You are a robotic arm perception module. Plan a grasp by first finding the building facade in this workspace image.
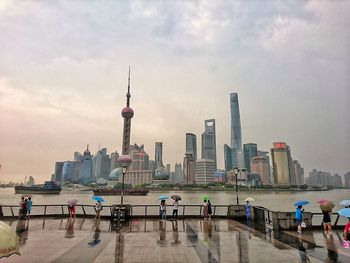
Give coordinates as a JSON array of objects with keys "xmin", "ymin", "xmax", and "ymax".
[
  {"xmin": 183, "ymin": 153, "xmax": 196, "ymax": 184},
  {"xmin": 224, "ymin": 144, "xmax": 237, "ymax": 171},
  {"xmin": 201, "ymin": 119, "xmax": 217, "ymax": 170},
  {"xmin": 155, "ymin": 142, "xmax": 164, "ymax": 168},
  {"xmin": 344, "ymin": 172, "xmax": 350, "ymax": 188},
  {"xmin": 271, "ymin": 142, "xmax": 292, "ymax": 185},
  {"xmin": 129, "ymin": 144, "xmax": 149, "ymax": 171},
  {"xmin": 243, "ymin": 143, "xmax": 257, "ymax": 172},
  {"xmin": 195, "ymin": 159, "xmax": 215, "ymax": 184},
  {"xmin": 250, "ymin": 156, "xmax": 270, "ymax": 185},
  {"xmin": 79, "ymin": 146, "xmax": 93, "ymax": 184},
  {"xmin": 230, "ymin": 93, "xmax": 242, "ymax": 151},
  {"xmin": 186, "ymin": 133, "xmax": 197, "ymax": 160}
]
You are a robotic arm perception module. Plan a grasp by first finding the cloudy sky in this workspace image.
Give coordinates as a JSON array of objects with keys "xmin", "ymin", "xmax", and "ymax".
[{"xmin": 0, "ymin": 0, "xmax": 349, "ymax": 183}]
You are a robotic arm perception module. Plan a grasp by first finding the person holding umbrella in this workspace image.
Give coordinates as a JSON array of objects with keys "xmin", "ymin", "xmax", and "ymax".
[
  {"xmin": 338, "ymin": 208, "xmax": 350, "ymax": 247},
  {"xmin": 92, "ymin": 196, "xmax": 104, "ymax": 220},
  {"xmin": 244, "ymin": 198, "xmax": 255, "ymax": 222},
  {"xmin": 294, "ymin": 200, "xmax": 309, "ymax": 234},
  {"xmin": 171, "ymin": 195, "xmax": 181, "ymax": 220},
  {"xmin": 68, "ymin": 199, "xmax": 77, "ymax": 219},
  {"xmin": 320, "ymin": 201, "xmax": 334, "ymax": 235},
  {"xmin": 203, "ymin": 199, "xmax": 209, "ymax": 220},
  {"xmin": 160, "ymin": 199, "xmax": 167, "ymax": 221}
]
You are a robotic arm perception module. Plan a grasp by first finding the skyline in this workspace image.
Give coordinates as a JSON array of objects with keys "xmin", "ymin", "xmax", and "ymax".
[{"xmin": 0, "ymin": 0, "xmax": 349, "ymax": 183}]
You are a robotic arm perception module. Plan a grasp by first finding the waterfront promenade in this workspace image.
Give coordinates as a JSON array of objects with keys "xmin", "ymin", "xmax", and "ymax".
[{"xmin": 2, "ymin": 218, "xmax": 349, "ymax": 263}]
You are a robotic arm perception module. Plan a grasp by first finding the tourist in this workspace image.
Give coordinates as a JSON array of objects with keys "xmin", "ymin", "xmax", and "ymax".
[
  {"xmin": 295, "ymin": 205, "xmax": 304, "ymax": 234},
  {"xmin": 160, "ymin": 199, "xmax": 167, "ymax": 221},
  {"xmin": 322, "ymin": 209, "xmax": 332, "ymax": 235},
  {"xmin": 19, "ymin": 197, "xmax": 25, "ymax": 219},
  {"xmin": 172, "ymin": 199, "xmax": 179, "ymax": 219},
  {"xmin": 343, "ymin": 220, "xmax": 350, "ymax": 248},
  {"xmin": 95, "ymin": 201, "xmax": 102, "ymax": 220},
  {"xmin": 245, "ymin": 201, "xmax": 251, "ymax": 221},
  {"xmin": 202, "ymin": 199, "xmax": 208, "ymax": 220},
  {"xmin": 69, "ymin": 202, "xmax": 76, "ymax": 219},
  {"xmin": 207, "ymin": 200, "xmax": 212, "ymax": 220},
  {"xmin": 26, "ymin": 197, "xmax": 33, "ymax": 219},
  {"xmin": 22, "ymin": 199, "xmax": 28, "ymax": 220}
]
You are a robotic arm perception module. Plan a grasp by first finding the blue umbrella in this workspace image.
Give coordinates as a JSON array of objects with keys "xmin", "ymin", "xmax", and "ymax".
[
  {"xmin": 338, "ymin": 208, "xmax": 350, "ymax": 218},
  {"xmin": 339, "ymin": 200, "xmax": 350, "ymax": 206},
  {"xmin": 294, "ymin": 200, "xmax": 309, "ymax": 206},
  {"xmin": 92, "ymin": 196, "xmax": 104, "ymax": 202},
  {"xmin": 159, "ymin": 195, "xmax": 169, "ymax": 200}
]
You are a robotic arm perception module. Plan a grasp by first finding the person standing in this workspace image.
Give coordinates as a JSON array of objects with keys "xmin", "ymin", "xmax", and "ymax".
[
  {"xmin": 203, "ymin": 200, "xmax": 208, "ymax": 220},
  {"xmin": 172, "ymin": 199, "xmax": 179, "ymax": 220},
  {"xmin": 322, "ymin": 209, "xmax": 332, "ymax": 235},
  {"xmin": 95, "ymin": 201, "xmax": 102, "ymax": 220},
  {"xmin": 19, "ymin": 197, "xmax": 25, "ymax": 219},
  {"xmin": 207, "ymin": 200, "xmax": 212, "ymax": 220},
  {"xmin": 26, "ymin": 197, "xmax": 33, "ymax": 219},
  {"xmin": 295, "ymin": 205, "xmax": 304, "ymax": 234},
  {"xmin": 160, "ymin": 200, "xmax": 167, "ymax": 221},
  {"xmin": 69, "ymin": 202, "xmax": 76, "ymax": 219},
  {"xmin": 245, "ymin": 201, "xmax": 251, "ymax": 221}
]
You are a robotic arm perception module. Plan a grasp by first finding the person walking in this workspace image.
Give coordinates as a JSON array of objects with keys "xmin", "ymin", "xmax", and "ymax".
[
  {"xmin": 26, "ymin": 197, "xmax": 33, "ymax": 219},
  {"xmin": 322, "ymin": 209, "xmax": 332, "ymax": 235},
  {"xmin": 245, "ymin": 201, "xmax": 251, "ymax": 221},
  {"xmin": 172, "ymin": 199, "xmax": 179, "ymax": 220},
  {"xmin": 19, "ymin": 197, "xmax": 25, "ymax": 219},
  {"xmin": 160, "ymin": 200, "xmax": 167, "ymax": 221},
  {"xmin": 203, "ymin": 199, "xmax": 209, "ymax": 220},
  {"xmin": 295, "ymin": 205, "xmax": 304, "ymax": 234},
  {"xmin": 207, "ymin": 200, "xmax": 212, "ymax": 220},
  {"xmin": 69, "ymin": 202, "xmax": 76, "ymax": 219},
  {"xmin": 95, "ymin": 201, "xmax": 102, "ymax": 220}
]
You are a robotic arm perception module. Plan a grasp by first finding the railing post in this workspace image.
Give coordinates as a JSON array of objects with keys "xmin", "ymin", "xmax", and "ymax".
[
  {"xmin": 199, "ymin": 206, "xmax": 202, "ymax": 216},
  {"xmin": 44, "ymin": 206, "xmax": 47, "ymax": 216},
  {"xmin": 183, "ymin": 205, "xmax": 186, "ymax": 216},
  {"xmin": 10, "ymin": 206, "xmax": 14, "ymax": 217},
  {"xmin": 334, "ymin": 214, "xmax": 339, "ymax": 226},
  {"xmin": 213, "ymin": 206, "xmax": 216, "ymax": 216},
  {"xmin": 61, "ymin": 205, "xmax": 64, "ymax": 215},
  {"xmin": 82, "ymin": 205, "xmax": 86, "ymax": 216},
  {"xmin": 0, "ymin": 205, "xmax": 3, "ymax": 218}
]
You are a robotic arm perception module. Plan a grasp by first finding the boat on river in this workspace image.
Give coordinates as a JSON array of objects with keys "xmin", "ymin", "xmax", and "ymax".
[
  {"xmin": 93, "ymin": 188, "xmax": 149, "ymax": 196},
  {"xmin": 15, "ymin": 181, "xmax": 62, "ymax": 194}
]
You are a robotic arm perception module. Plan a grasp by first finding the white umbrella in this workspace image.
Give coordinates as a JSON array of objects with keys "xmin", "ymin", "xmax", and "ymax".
[
  {"xmin": 0, "ymin": 221, "xmax": 19, "ymax": 258},
  {"xmin": 244, "ymin": 197, "xmax": 255, "ymax": 202}
]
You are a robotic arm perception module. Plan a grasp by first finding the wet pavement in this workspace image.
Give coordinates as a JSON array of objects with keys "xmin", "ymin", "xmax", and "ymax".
[{"xmin": 1, "ymin": 218, "xmax": 349, "ymax": 262}]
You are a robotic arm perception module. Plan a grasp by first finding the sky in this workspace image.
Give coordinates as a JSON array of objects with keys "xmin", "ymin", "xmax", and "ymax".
[{"xmin": 0, "ymin": 0, "xmax": 349, "ymax": 183}]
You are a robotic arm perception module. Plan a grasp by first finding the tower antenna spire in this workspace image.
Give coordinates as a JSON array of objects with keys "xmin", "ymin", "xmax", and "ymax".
[{"xmin": 126, "ymin": 66, "xmax": 131, "ymax": 107}]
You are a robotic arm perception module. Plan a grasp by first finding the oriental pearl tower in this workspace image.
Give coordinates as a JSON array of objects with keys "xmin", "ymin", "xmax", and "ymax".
[{"xmin": 121, "ymin": 67, "xmax": 134, "ymax": 155}]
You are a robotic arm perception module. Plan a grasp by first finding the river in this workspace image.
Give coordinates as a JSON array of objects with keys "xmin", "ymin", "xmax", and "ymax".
[{"xmin": 0, "ymin": 188, "xmax": 349, "ymax": 213}]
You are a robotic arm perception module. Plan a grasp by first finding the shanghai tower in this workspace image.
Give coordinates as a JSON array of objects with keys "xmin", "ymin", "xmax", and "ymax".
[{"xmin": 230, "ymin": 93, "xmax": 242, "ymax": 151}]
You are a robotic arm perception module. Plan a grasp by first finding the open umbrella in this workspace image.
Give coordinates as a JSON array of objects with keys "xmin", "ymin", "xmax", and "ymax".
[
  {"xmin": 338, "ymin": 208, "xmax": 350, "ymax": 218},
  {"xmin": 171, "ymin": 195, "xmax": 181, "ymax": 201},
  {"xmin": 0, "ymin": 221, "xmax": 19, "ymax": 259},
  {"xmin": 294, "ymin": 200, "xmax": 309, "ymax": 206},
  {"xmin": 317, "ymin": 198, "xmax": 328, "ymax": 205},
  {"xmin": 159, "ymin": 195, "xmax": 169, "ymax": 200},
  {"xmin": 92, "ymin": 196, "xmax": 104, "ymax": 202},
  {"xmin": 244, "ymin": 197, "xmax": 255, "ymax": 202},
  {"xmin": 201, "ymin": 195, "xmax": 209, "ymax": 201},
  {"xmin": 339, "ymin": 200, "xmax": 350, "ymax": 206},
  {"xmin": 320, "ymin": 201, "xmax": 334, "ymax": 211}
]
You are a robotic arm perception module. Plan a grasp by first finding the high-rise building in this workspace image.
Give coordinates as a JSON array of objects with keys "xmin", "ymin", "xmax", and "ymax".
[
  {"xmin": 148, "ymin": 160, "xmax": 156, "ymax": 171},
  {"xmin": 166, "ymin": 164, "xmax": 171, "ymax": 174},
  {"xmin": 250, "ymin": 156, "xmax": 270, "ymax": 185},
  {"xmin": 243, "ymin": 143, "xmax": 257, "ymax": 172},
  {"xmin": 74, "ymin": 152, "xmax": 82, "ymax": 162},
  {"xmin": 292, "ymin": 160, "xmax": 304, "ymax": 186},
  {"xmin": 173, "ymin": 163, "xmax": 183, "ymax": 184},
  {"xmin": 332, "ymin": 174, "xmax": 343, "ymax": 188},
  {"xmin": 195, "ymin": 159, "xmax": 215, "ymax": 184},
  {"xmin": 79, "ymin": 145, "xmax": 93, "ymax": 184},
  {"xmin": 344, "ymin": 172, "xmax": 350, "ymax": 188},
  {"xmin": 201, "ymin": 119, "xmax": 217, "ymax": 169},
  {"xmin": 155, "ymin": 142, "xmax": 164, "ymax": 168},
  {"xmin": 186, "ymin": 133, "xmax": 197, "ymax": 160},
  {"xmin": 271, "ymin": 142, "xmax": 293, "ymax": 185},
  {"xmin": 54, "ymin": 162, "xmax": 65, "ymax": 183},
  {"xmin": 129, "ymin": 144, "xmax": 149, "ymax": 171},
  {"xmin": 110, "ymin": 151, "xmax": 120, "ymax": 171},
  {"xmin": 224, "ymin": 144, "xmax": 237, "ymax": 171},
  {"xmin": 257, "ymin": 150, "xmax": 272, "ymax": 183},
  {"xmin": 183, "ymin": 153, "xmax": 196, "ymax": 184},
  {"xmin": 93, "ymin": 148, "xmax": 111, "ymax": 180},
  {"xmin": 230, "ymin": 93, "xmax": 242, "ymax": 151},
  {"xmin": 62, "ymin": 161, "xmax": 80, "ymax": 183},
  {"xmin": 307, "ymin": 169, "xmax": 333, "ymax": 187}
]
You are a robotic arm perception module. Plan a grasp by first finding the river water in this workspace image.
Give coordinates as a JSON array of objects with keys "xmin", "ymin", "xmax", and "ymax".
[{"xmin": 0, "ymin": 188, "xmax": 349, "ymax": 213}]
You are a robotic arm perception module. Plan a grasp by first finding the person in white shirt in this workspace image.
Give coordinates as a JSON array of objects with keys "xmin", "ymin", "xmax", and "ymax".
[{"xmin": 95, "ymin": 201, "xmax": 102, "ymax": 220}]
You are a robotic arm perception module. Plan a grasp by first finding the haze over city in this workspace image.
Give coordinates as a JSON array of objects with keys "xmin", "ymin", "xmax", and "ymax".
[{"xmin": 0, "ymin": 0, "xmax": 349, "ymax": 183}]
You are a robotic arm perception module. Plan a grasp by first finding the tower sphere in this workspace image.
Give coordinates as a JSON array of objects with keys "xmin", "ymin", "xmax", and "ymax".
[{"xmin": 121, "ymin": 107, "xmax": 134, "ymax": 118}]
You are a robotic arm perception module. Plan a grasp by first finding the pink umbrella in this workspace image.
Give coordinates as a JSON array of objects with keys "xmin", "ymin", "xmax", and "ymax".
[{"xmin": 318, "ymin": 198, "xmax": 328, "ymax": 205}]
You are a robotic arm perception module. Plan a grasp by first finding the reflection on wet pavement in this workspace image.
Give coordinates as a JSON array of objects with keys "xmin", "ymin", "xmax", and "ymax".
[{"xmin": 1, "ymin": 218, "xmax": 349, "ymax": 262}]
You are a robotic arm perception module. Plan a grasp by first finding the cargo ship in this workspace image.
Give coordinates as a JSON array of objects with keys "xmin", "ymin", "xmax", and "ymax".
[
  {"xmin": 93, "ymin": 188, "xmax": 149, "ymax": 196},
  {"xmin": 15, "ymin": 181, "xmax": 62, "ymax": 194}
]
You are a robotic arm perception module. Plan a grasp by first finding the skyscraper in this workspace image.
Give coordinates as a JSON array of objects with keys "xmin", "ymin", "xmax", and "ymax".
[
  {"xmin": 121, "ymin": 68, "xmax": 134, "ymax": 155},
  {"xmin": 94, "ymin": 148, "xmax": 111, "ymax": 180},
  {"xmin": 344, "ymin": 172, "xmax": 350, "ymax": 188},
  {"xmin": 79, "ymin": 145, "xmax": 93, "ymax": 184},
  {"xmin": 186, "ymin": 133, "xmax": 197, "ymax": 160},
  {"xmin": 129, "ymin": 144, "xmax": 149, "ymax": 171},
  {"xmin": 155, "ymin": 142, "xmax": 163, "ymax": 168},
  {"xmin": 243, "ymin": 143, "xmax": 257, "ymax": 172},
  {"xmin": 201, "ymin": 119, "xmax": 217, "ymax": 169},
  {"xmin": 250, "ymin": 156, "xmax": 270, "ymax": 185},
  {"xmin": 224, "ymin": 144, "xmax": 237, "ymax": 171},
  {"xmin": 271, "ymin": 142, "xmax": 293, "ymax": 185},
  {"xmin": 110, "ymin": 151, "xmax": 120, "ymax": 171},
  {"xmin": 183, "ymin": 153, "xmax": 196, "ymax": 184},
  {"xmin": 230, "ymin": 93, "xmax": 242, "ymax": 151},
  {"xmin": 195, "ymin": 159, "xmax": 215, "ymax": 184}
]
